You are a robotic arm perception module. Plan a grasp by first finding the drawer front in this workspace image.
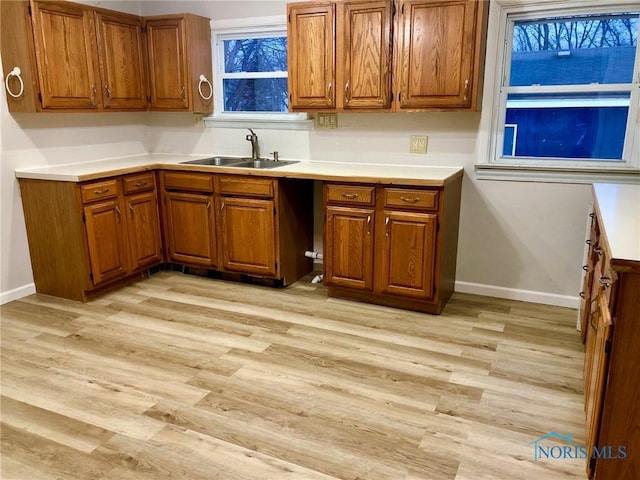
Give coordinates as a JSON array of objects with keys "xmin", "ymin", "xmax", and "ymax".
[
  {"xmin": 384, "ymin": 188, "xmax": 439, "ymax": 211},
  {"xmin": 326, "ymin": 184, "xmax": 375, "ymax": 205},
  {"xmin": 123, "ymin": 173, "xmax": 155, "ymax": 194},
  {"xmin": 218, "ymin": 176, "xmax": 274, "ymax": 198},
  {"xmin": 163, "ymin": 172, "xmax": 214, "ymax": 193},
  {"xmin": 81, "ymin": 179, "xmax": 119, "ymax": 203}
]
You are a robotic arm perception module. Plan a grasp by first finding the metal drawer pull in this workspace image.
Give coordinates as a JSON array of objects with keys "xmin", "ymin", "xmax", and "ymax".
[
  {"xmin": 599, "ymin": 276, "xmax": 612, "ymax": 288},
  {"xmin": 594, "ymin": 247, "xmax": 604, "ymax": 255},
  {"xmin": 400, "ymin": 196, "xmax": 421, "ymax": 203},
  {"xmin": 93, "ymin": 188, "xmax": 109, "ymax": 195},
  {"xmin": 579, "ymin": 291, "xmax": 586, "ymax": 299},
  {"xmin": 585, "ymin": 239, "xmax": 592, "ymax": 245},
  {"xmin": 583, "ymin": 265, "xmax": 589, "ymax": 272},
  {"xmin": 133, "ymin": 181, "xmax": 148, "ymax": 187},
  {"xmin": 341, "ymin": 193, "xmax": 359, "ymax": 199},
  {"xmin": 366, "ymin": 215, "xmax": 371, "ymax": 235},
  {"xmin": 385, "ymin": 217, "xmax": 390, "ymax": 237}
]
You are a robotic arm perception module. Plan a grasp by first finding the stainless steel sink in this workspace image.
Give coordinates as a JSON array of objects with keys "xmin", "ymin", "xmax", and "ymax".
[
  {"xmin": 227, "ymin": 159, "xmax": 299, "ymax": 169},
  {"xmin": 180, "ymin": 156, "xmax": 298, "ymax": 169},
  {"xmin": 180, "ymin": 156, "xmax": 248, "ymax": 166}
]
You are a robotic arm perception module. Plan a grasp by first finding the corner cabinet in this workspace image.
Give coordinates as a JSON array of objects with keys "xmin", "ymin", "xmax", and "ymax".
[
  {"xmin": 18, "ymin": 173, "xmax": 163, "ymax": 301},
  {"xmin": 146, "ymin": 14, "xmax": 214, "ymax": 114},
  {"xmin": 323, "ymin": 175, "xmax": 462, "ymax": 314},
  {"xmin": 580, "ymin": 184, "xmax": 640, "ymax": 479},
  {"xmin": 287, "ymin": 0, "xmax": 488, "ymax": 113}
]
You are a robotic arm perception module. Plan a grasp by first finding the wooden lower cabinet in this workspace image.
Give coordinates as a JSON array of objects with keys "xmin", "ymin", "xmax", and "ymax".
[
  {"xmin": 18, "ymin": 173, "xmax": 163, "ymax": 301},
  {"xmin": 323, "ymin": 176, "xmax": 462, "ymax": 314},
  {"xmin": 580, "ymin": 184, "xmax": 640, "ymax": 479},
  {"xmin": 325, "ymin": 206, "xmax": 374, "ymax": 290},
  {"xmin": 83, "ymin": 197, "xmax": 128, "ymax": 286},
  {"xmin": 160, "ymin": 172, "xmax": 314, "ymax": 286},
  {"xmin": 378, "ymin": 210, "xmax": 437, "ymax": 299},
  {"xmin": 164, "ymin": 191, "xmax": 217, "ymax": 267},
  {"xmin": 219, "ymin": 197, "xmax": 277, "ymax": 276}
]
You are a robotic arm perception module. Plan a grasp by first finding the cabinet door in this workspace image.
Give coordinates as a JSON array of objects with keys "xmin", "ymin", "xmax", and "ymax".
[
  {"xmin": 31, "ymin": 1, "xmax": 101, "ymax": 109},
  {"xmin": 146, "ymin": 17, "xmax": 189, "ymax": 110},
  {"xmin": 379, "ymin": 211, "xmax": 437, "ymax": 299},
  {"xmin": 585, "ymin": 295, "xmax": 613, "ymax": 477},
  {"xmin": 95, "ymin": 11, "xmax": 147, "ymax": 109},
  {"xmin": 84, "ymin": 199, "xmax": 128, "ymax": 286},
  {"xmin": 288, "ymin": 3, "xmax": 336, "ymax": 110},
  {"xmin": 125, "ymin": 191, "xmax": 162, "ymax": 271},
  {"xmin": 220, "ymin": 197, "xmax": 277, "ymax": 276},
  {"xmin": 164, "ymin": 192, "xmax": 216, "ymax": 267},
  {"xmin": 325, "ymin": 206, "xmax": 374, "ymax": 290},
  {"xmin": 396, "ymin": 0, "xmax": 478, "ymax": 109},
  {"xmin": 341, "ymin": 1, "xmax": 392, "ymax": 109}
]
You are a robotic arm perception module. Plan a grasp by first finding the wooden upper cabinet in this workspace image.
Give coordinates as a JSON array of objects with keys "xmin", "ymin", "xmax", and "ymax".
[
  {"xmin": 395, "ymin": 0, "xmax": 488, "ymax": 110},
  {"xmin": 146, "ymin": 14, "xmax": 213, "ymax": 114},
  {"xmin": 288, "ymin": 3, "xmax": 336, "ymax": 110},
  {"xmin": 30, "ymin": 1, "xmax": 101, "ymax": 109},
  {"xmin": 95, "ymin": 10, "xmax": 147, "ymax": 109},
  {"xmin": 340, "ymin": 1, "xmax": 392, "ymax": 110},
  {"xmin": 146, "ymin": 17, "xmax": 188, "ymax": 110}
]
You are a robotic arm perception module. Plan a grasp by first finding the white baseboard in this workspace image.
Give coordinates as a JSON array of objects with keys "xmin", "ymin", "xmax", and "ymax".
[
  {"xmin": 1, "ymin": 283, "xmax": 36, "ymax": 305},
  {"xmin": 455, "ymin": 281, "xmax": 580, "ymax": 309}
]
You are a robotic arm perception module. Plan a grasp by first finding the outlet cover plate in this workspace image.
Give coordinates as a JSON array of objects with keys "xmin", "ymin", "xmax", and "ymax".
[{"xmin": 410, "ymin": 135, "xmax": 428, "ymax": 154}]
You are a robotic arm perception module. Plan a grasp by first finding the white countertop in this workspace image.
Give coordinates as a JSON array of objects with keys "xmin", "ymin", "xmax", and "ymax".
[
  {"xmin": 14, "ymin": 153, "xmax": 464, "ymax": 187},
  {"xmin": 593, "ymin": 183, "xmax": 640, "ymax": 267}
]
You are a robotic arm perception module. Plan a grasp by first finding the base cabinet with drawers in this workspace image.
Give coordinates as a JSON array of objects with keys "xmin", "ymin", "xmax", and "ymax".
[
  {"xmin": 18, "ymin": 172, "xmax": 163, "ymax": 301},
  {"xmin": 579, "ymin": 184, "xmax": 640, "ymax": 479},
  {"xmin": 323, "ymin": 175, "xmax": 462, "ymax": 314},
  {"xmin": 160, "ymin": 171, "xmax": 314, "ymax": 286}
]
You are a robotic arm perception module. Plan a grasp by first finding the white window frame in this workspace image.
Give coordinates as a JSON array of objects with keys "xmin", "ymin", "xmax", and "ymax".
[
  {"xmin": 477, "ymin": 1, "xmax": 640, "ymax": 183},
  {"xmin": 204, "ymin": 16, "xmax": 311, "ymax": 130}
]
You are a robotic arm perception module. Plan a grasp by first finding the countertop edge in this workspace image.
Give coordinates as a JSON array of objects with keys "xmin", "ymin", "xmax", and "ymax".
[{"xmin": 15, "ymin": 156, "xmax": 465, "ymax": 187}]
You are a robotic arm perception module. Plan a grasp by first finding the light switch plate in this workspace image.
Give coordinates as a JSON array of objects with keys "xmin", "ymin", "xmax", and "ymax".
[{"xmin": 410, "ymin": 135, "xmax": 428, "ymax": 154}]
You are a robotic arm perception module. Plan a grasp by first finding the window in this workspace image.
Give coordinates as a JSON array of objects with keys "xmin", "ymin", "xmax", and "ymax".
[
  {"xmin": 484, "ymin": 4, "xmax": 640, "ymax": 180},
  {"xmin": 206, "ymin": 17, "xmax": 310, "ymax": 129}
]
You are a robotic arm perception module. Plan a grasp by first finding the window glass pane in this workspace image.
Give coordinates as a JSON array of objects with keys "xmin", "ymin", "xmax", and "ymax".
[
  {"xmin": 503, "ymin": 92, "xmax": 630, "ymax": 160},
  {"xmin": 223, "ymin": 78, "xmax": 288, "ymax": 112},
  {"xmin": 510, "ymin": 13, "xmax": 639, "ymax": 86},
  {"xmin": 223, "ymin": 37, "xmax": 287, "ymax": 73}
]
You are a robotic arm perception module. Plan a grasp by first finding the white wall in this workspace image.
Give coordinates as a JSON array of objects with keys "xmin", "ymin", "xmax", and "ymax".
[{"xmin": 0, "ymin": 0, "xmax": 594, "ymax": 307}]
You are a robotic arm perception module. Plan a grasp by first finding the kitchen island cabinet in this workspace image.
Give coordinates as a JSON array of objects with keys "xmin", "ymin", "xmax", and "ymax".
[{"xmin": 579, "ymin": 183, "xmax": 640, "ymax": 479}]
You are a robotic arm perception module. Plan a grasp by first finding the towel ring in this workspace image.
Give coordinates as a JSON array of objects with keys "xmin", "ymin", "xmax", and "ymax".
[
  {"xmin": 5, "ymin": 67, "xmax": 24, "ymax": 98},
  {"xmin": 198, "ymin": 74, "xmax": 213, "ymax": 101}
]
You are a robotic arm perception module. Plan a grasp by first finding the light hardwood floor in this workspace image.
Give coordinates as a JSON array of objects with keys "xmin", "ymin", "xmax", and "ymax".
[{"xmin": 1, "ymin": 271, "xmax": 588, "ymax": 480}]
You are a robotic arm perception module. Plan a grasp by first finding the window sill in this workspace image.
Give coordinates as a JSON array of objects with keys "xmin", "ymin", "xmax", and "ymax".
[
  {"xmin": 475, "ymin": 164, "xmax": 640, "ymax": 184},
  {"xmin": 203, "ymin": 115, "xmax": 314, "ymax": 131}
]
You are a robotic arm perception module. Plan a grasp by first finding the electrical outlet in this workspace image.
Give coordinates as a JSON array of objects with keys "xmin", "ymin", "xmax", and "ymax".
[
  {"xmin": 410, "ymin": 135, "xmax": 428, "ymax": 154},
  {"xmin": 316, "ymin": 113, "xmax": 338, "ymax": 129}
]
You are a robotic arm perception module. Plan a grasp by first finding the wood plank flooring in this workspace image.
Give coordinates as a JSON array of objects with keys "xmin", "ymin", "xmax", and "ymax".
[{"xmin": 1, "ymin": 272, "xmax": 588, "ymax": 479}]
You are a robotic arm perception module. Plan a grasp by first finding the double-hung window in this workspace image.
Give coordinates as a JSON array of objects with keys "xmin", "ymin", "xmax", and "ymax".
[
  {"xmin": 484, "ymin": 4, "xmax": 640, "ymax": 180},
  {"xmin": 206, "ymin": 18, "xmax": 309, "ymax": 128}
]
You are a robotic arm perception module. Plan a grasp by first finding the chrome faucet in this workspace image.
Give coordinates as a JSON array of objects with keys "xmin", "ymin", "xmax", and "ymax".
[{"xmin": 245, "ymin": 128, "xmax": 260, "ymax": 160}]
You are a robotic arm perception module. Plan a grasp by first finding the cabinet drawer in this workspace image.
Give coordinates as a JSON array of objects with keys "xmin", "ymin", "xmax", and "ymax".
[
  {"xmin": 81, "ymin": 179, "xmax": 119, "ymax": 203},
  {"xmin": 123, "ymin": 173, "xmax": 155, "ymax": 194},
  {"xmin": 384, "ymin": 188, "xmax": 439, "ymax": 211},
  {"xmin": 163, "ymin": 172, "xmax": 214, "ymax": 193},
  {"xmin": 219, "ymin": 176, "xmax": 274, "ymax": 198},
  {"xmin": 326, "ymin": 184, "xmax": 375, "ymax": 205}
]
